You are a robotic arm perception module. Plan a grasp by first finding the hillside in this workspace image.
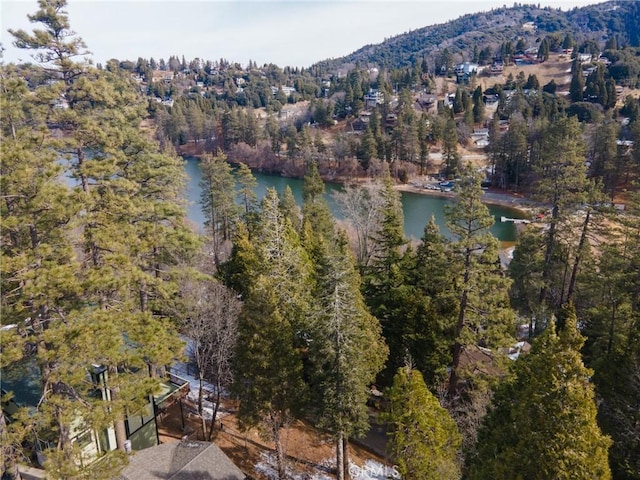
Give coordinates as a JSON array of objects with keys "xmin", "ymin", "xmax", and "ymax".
[{"xmin": 313, "ymin": 0, "xmax": 640, "ymax": 72}]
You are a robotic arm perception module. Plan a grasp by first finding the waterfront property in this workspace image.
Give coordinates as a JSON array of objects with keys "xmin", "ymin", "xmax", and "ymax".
[{"xmin": 1, "ymin": 358, "xmax": 190, "ymax": 469}]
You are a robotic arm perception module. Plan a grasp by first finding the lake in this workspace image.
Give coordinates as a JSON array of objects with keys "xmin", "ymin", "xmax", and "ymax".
[{"xmin": 183, "ymin": 157, "xmax": 523, "ymax": 242}]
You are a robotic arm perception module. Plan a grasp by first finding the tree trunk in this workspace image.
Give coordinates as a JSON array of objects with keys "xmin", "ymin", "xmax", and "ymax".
[
  {"xmin": 538, "ymin": 203, "xmax": 559, "ymax": 307},
  {"xmin": 566, "ymin": 208, "xmax": 591, "ymax": 304},
  {"xmin": 271, "ymin": 416, "xmax": 286, "ymax": 480},
  {"xmin": 607, "ymin": 300, "xmax": 617, "ymax": 356},
  {"xmin": 108, "ymin": 368, "xmax": 128, "ymax": 451},
  {"xmin": 207, "ymin": 376, "xmax": 223, "ymax": 442},
  {"xmin": 343, "ymin": 435, "xmax": 350, "ymax": 480},
  {"xmin": 449, "ymin": 250, "xmax": 471, "ymax": 395},
  {"xmin": 336, "ymin": 432, "xmax": 344, "ymax": 480},
  {"xmin": 198, "ymin": 373, "xmax": 207, "ymax": 440},
  {"xmin": 76, "ymin": 147, "xmax": 89, "ymax": 193}
]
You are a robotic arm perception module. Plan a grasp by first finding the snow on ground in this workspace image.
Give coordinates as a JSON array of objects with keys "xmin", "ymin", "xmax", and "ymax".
[
  {"xmin": 168, "ymin": 335, "xmax": 228, "ymax": 421},
  {"xmin": 255, "ymin": 453, "xmax": 400, "ymax": 480}
]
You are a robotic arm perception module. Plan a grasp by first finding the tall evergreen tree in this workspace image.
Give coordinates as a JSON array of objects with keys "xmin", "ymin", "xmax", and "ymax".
[
  {"xmin": 532, "ymin": 116, "xmax": 587, "ymax": 315},
  {"xmin": 470, "ymin": 308, "xmax": 612, "ymax": 480},
  {"xmin": 385, "ymin": 366, "xmax": 461, "ymax": 480},
  {"xmin": 233, "ymin": 276, "xmax": 306, "ymax": 480},
  {"xmin": 231, "ymin": 189, "xmax": 312, "ymax": 479},
  {"xmin": 235, "ymin": 161, "xmax": 258, "ymax": 217},
  {"xmin": 442, "ymin": 117, "xmax": 461, "ymax": 178},
  {"xmin": 472, "ymin": 86, "xmax": 485, "ymax": 124},
  {"xmin": 361, "ymin": 166, "xmax": 410, "ymax": 381},
  {"xmin": 2, "ymin": 3, "xmax": 197, "ymax": 477},
  {"xmin": 307, "ymin": 233, "xmax": 387, "ymax": 480},
  {"xmin": 299, "ymin": 168, "xmax": 387, "ymax": 479},
  {"xmin": 446, "ymin": 164, "xmax": 515, "ymax": 394},
  {"xmin": 570, "ymin": 60, "xmax": 585, "ymax": 103},
  {"xmin": 406, "ymin": 217, "xmax": 458, "ymax": 384},
  {"xmin": 200, "ymin": 150, "xmax": 239, "ymax": 264}
]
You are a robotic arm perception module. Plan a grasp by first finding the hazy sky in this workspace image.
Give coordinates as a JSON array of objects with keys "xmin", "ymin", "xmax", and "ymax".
[{"xmin": 1, "ymin": 0, "xmax": 604, "ymax": 68}]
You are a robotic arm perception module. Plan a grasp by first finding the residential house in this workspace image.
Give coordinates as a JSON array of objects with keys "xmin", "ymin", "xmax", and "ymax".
[
  {"xmin": 472, "ymin": 128, "xmax": 490, "ymax": 148},
  {"xmin": 385, "ymin": 113, "xmax": 398, "ymax": 128},
  {"xmin": 578, "ymin": 53, "xmax": 593, "ymax": 63},
  {"xmin": 1, "ymin": 357, "xmax": 190, "ymax": 470},
  {"xmin": 271, "ymin": 85, "xmax": 296, "ymax": 96},
  {"xmin": 455, "ymin": 62, "xmax": 479, "ymax": 84},
  {"xmin": 489, "ymin": 62, "xmax": 504, "ymax": 76},
  {"xmin": 351, "ymin": 111, "xmax": 372, "ymax": 132},
  {"xmin": 364, "ymin": 89, "xmax": 385, "ymax": 108},
  {"xmin": 417, "ymin": 93, "xmax": 437, "ymax": 110},
  {"xmin": 118, "ymin": 440, "xmax": 246, "ymax": 480}
]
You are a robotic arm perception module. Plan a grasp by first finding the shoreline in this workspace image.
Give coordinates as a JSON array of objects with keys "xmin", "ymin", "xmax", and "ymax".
[{"xmin": 395, "ymin": 183, "xmax": 538, "ymax": 217}]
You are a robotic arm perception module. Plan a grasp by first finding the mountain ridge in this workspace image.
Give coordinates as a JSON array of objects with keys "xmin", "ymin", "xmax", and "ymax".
[{"xmin": 312, "ymin": 1, "xmax": 639, "ymax": 72}]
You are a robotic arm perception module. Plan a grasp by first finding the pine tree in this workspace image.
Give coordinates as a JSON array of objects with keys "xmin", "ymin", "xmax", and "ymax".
[
  {"xmin": 200, "ymin": 150, "xmax": 239, "ymax": 264},
  {"xmin": 3, "ymin": 3, "xmax": 196, "ymax": 476},
  {"xmin": 297, "ymin": 168, "xmax": 387, "ymax": 479},
  {"xmin": 307, "ymin": 232, "xmax": 387, "ymax": 480},
  {"xmin": 233, "ymin": 278, "xmax": 305, "ymax": 479},
  {"xmin": 406, "ymin": 217, "xmax": 458, "ymax": 384},
  {"xmin": 361, "ymin": 166, "xmax": 409, "ymax": 381},
  {"xmin": 278, "ymin": 185, "xmax": 301, "ymax": 231},
  {"xmin": 532, "ymin": 116, "xmax": 587, "ymax": 314},
  {"xmin": 570, "ymin": 60, "xmax": 585, "ymax": 102},
  {"xmin": 470, "ymin": 307, "xmax": 612, "ymax": 480},
  {"xmin": 581, "ymin": 191, "xmax": 640, "ymax": 479},
  {"xmin": 442, "ymin": 117, "xmax": 461, "ymax": 178},
  {"xmin": 446, "ymin": 164, "xmax": 515, "ymax": 394},
  {"xmin": 301, "ymin": 161, "xmax": 334, "ymax": 245},
  {"xmin": 385, "ymin": 366, "xmax": 461, "ymax": 480},
  {"xmin": 235, "ymin": 162, "xmax": 258, "ymax": 217},
  {"xmin": 231, "ymin": 188, "xmax": 312, "ymax": 479},
  {"xmin": 472, "ymin": 86, "xmax": 485, "ymax": 124}
]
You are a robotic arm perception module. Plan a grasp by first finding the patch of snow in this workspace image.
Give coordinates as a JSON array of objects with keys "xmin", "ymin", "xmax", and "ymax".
[
  {"xmin": 168, "ymin": 335, "xmax": 228, "ymax": 421},
  {"xmin": 255, "ymin": 454, "xmax": 400, "ymax": 480}
]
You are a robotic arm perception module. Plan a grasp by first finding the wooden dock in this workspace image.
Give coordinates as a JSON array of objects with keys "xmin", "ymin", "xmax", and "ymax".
[{"xmin": 501, "ymin": 216, "xmax": 530, "ymax": 224}]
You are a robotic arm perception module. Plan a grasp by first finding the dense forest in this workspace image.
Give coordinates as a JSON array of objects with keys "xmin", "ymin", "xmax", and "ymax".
[{"xmin": 2, "ymin": 1, "xmax": 640, "ymax": 480}]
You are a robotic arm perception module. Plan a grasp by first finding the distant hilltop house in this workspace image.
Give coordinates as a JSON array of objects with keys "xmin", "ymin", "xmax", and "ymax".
[
  {"xmin": 417, "ymin": 92, "xmax": 437, "ymax": 111},
  {"xmin": 489, "ymin": 62, "xmax": 504, "ymax": 76},
  {"xmin": 271, "ymin": 85, "xmax": 296, "ymax": 96},
  {"xmin": 364, "ymin": 88, "xmax": 385, "ymax": 108},
  {"xmin": 151, "ymin": 70, "xmax": 174, "ymax": 83},
  {"xmin": 455, "ymin": 62, "xmax": 479, "ymax": 75},
  {"xmin": 577, "ymin": 53, "xmax": 593, "ymax": 63},
  {"xmin": 455, "ymin": 62, "xmax": 479, "ymax": 84},
  {"xmin": 1, "ymin": 354, "xmax": 190, "ymax": 471}
]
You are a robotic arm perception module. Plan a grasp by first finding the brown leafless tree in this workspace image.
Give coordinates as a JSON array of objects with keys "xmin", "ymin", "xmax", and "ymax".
[{"xmin": 179, "ymin": 276, "xmax": 241, "ymax": 440}]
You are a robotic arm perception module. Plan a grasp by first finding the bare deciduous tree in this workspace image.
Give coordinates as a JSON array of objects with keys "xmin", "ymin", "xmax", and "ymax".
[
  {"xmin": 332, "ymin": 181, "xmax": 385, "ymax": 267},
  {"xmin": 179, "ymin": 276, "xmax": 241, "ymax": 440}
]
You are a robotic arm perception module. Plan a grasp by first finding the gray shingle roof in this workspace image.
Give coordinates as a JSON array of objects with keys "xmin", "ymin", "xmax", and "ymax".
[{"xmin": 118, "ymin": 440, "xmax": 246, "ymax": 480}]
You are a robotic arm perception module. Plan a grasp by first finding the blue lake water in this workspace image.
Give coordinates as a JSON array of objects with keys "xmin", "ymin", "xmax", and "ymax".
[{"xmin": 183, "ymin": 156, "xmax": 523, "ymax": 242}]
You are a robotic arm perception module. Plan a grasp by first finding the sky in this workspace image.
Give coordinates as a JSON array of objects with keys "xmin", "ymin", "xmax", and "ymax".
[{"xmin": 1, "ymin": 0, "xmax": 605, "ymax": 69}]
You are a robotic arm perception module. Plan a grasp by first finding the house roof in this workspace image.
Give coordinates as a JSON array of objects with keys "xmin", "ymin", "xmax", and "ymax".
[{"xmin": 118, "ymin": 440, "xmax": 246, "ymax": 480}]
